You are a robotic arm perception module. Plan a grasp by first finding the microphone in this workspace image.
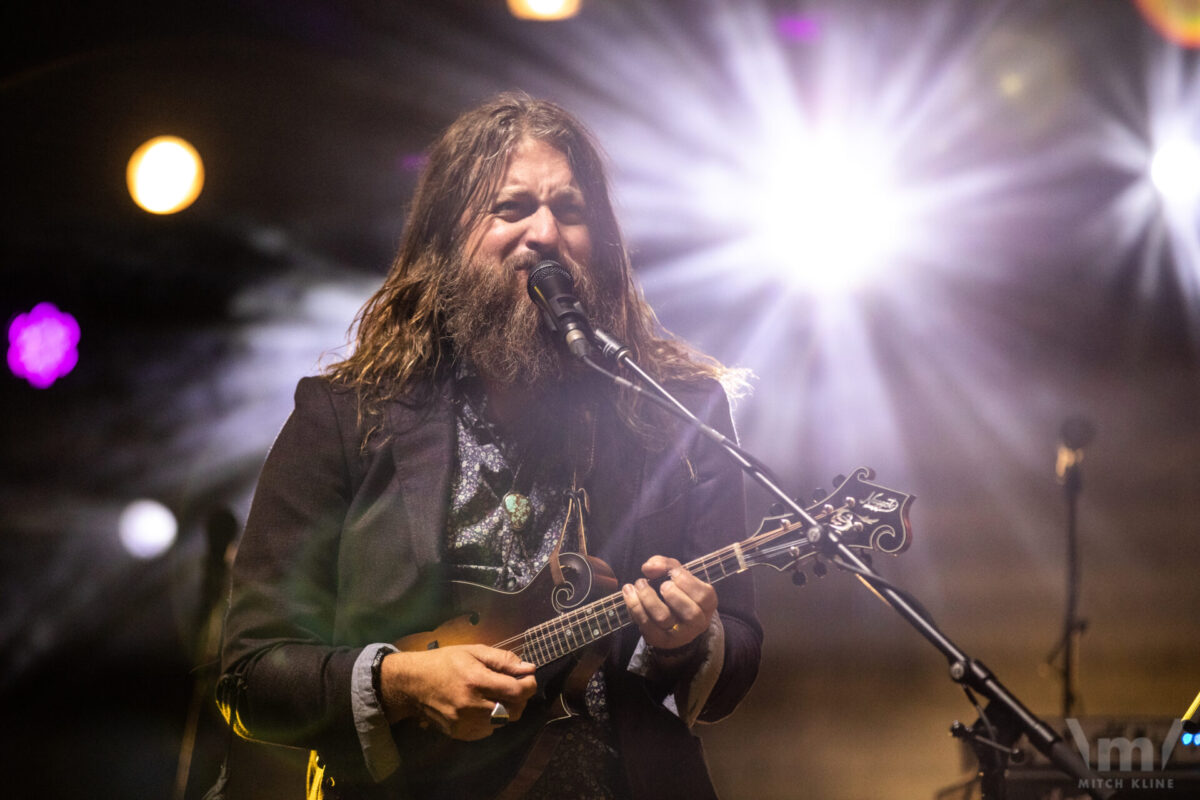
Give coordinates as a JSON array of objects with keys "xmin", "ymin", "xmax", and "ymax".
[
  {"xmin": 1055, "ymin": 416, "xmax": 1096, "ymax": 488},
  {"xmin": 526, "ymin": 260, "xmax": 593, "ymax": 358}
]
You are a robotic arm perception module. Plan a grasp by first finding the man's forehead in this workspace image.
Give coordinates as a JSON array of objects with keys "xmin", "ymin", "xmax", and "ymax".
[{"xmin": 494, "ymin": 139, "xmax": 581, "ymax": 192}]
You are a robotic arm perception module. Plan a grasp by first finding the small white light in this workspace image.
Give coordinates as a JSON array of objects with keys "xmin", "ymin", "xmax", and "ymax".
[
  {"xmin": 997, "ymin": 71, "xmax": 1026, "ymax": 99},
  {"xmin": 118, "ymin": 499, "xmax": 178, "ymax": 559}
]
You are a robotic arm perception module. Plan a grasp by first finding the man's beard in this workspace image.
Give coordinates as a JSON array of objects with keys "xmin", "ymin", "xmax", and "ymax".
[{"xmin": 443, "ymin": 251, "xmax": 603, "ymax": 388}]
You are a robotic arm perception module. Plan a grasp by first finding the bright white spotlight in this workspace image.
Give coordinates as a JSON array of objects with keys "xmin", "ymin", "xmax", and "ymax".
[
  {"xmin": 118, "ymin": 499, "xmax": 178, "ymax": 559},
  {"xmin": 127, "ymin": 136, "xmax": 205, "ymax": 214},
  {"xmin": 1150, "ymin": 140, "xmax": 1200, "ymax": 204},
  {"xmin": 749, "ymin": 135, "xmax": 903, "ymax": 294}
]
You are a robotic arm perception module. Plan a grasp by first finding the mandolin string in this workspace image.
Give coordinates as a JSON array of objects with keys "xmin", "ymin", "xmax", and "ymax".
[
  {"xmin": 683, "ymin": 519, "xmax": 803, "ymax": 578},
  {"xmin": 523, "ymin": 525, "xmax": 799, "ymax": 662},
  {"xmin": 490, "ymin": 519, "xmax": 813, "ymax": 660},
  {"xmin": 512, "ymin": 539, "xmax": 744, "ymax": 660}
]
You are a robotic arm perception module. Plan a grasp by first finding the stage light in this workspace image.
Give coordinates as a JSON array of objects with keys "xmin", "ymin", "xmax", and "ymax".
[
  {"xmin": 998, "ymin": 71, "xmax": 1026, "ymax": 99},
  {"xmin": 118, "ymin": 499, "xmax": 177, "ymax": 559},
  {"xmin": 126, "ymin": 135, "xmax": 205, "ymax": 214},
  {"xmin": 1135, "ymin": 0, "xmax": 1200, "ymax": 48},
  {"xmin": 507, "ymin": 0, "xmax": 580, "ymax": 21},
  {"xmin": 1150, "ymin": 140, "xmax": 1200, "ymax": 204},
  {"xmin": 776, "ymin": 14, "xmax": 820, "ymax": 43},
  {"xmin": 399, "ymin": 152, "xmax": 429, "ymax": 172},
  {"xmin": 737, "ymin": 132, "xmax": 903, "ymax": 295},
  {"xmin": 1088, "ymin": 27, "xmax": 1200, "ymax": 345},
  {"xmin": 7, "ymin": 302, "xmax": 80, "ymax": 388},
  {"xmin": 1184, "ymin": 732, "xmax": 1195, "ymax": 746},
  {"xmin": 588, "ymin": 2, "xmax": 1120, "ymax": 487}
]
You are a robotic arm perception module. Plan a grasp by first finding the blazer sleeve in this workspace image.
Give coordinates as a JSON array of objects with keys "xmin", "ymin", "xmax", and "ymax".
[{"xmin": 216, "ymin": 376, "xmax": 366, "ymax": 770}]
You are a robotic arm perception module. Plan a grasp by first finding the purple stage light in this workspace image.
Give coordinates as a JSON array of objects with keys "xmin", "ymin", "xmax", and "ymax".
[
  {"xmin": 399, "ymin": 152, "xmax": 430, "ymax": 172},
  {"xmin": 7, "ymin": 302, "xmax": 80, "ymax": 388},
  {"xmin": 777, "ymin": 14, "xmax": 821, "ymax": 42}
]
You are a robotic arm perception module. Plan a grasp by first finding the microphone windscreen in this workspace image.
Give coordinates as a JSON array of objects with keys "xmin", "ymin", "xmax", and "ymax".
[{"xmin": 526, "ymin": 260, "xmax": 573, "ymax": 304}]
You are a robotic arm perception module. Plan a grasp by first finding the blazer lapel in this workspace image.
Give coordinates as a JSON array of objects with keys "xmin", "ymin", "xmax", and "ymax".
[{"xmin": 385, "ymin": 394, "xmax": 456, "ymax": 569}]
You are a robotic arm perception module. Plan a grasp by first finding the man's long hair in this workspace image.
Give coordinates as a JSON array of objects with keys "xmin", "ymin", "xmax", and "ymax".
[{"xmin": 326, "ymin": 92, "xmax": 738, "ymax": 442}]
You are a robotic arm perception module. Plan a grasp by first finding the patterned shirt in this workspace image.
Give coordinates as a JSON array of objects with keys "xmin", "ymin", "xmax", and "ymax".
[{"xmin": 443, "ymin": 379, "xmax": 629, "ymax": 798}]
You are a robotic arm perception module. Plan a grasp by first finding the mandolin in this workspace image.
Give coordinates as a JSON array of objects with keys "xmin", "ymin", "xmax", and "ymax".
[{"xmin": 391, "ymin": 467, "xmax": 914, "ymax": 798}]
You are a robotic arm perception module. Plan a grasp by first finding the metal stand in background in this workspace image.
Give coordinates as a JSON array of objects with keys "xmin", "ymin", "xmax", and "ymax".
[
  {"xmin": 580, "ymin": 341, "xmax": 1116, "ymax": 800},
  {"xmin": 1045, "ymin": 416, "xmax": 1096, "ymax": 720},
  {"xmin": 173, "ymin": 509, "xmax": 239, "ymax": 800}
]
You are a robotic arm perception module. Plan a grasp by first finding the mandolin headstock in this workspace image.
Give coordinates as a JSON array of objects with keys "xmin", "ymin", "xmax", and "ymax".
[{"xmin": 744, "ymin": 467, "xmax": 914, "ymax": 575}]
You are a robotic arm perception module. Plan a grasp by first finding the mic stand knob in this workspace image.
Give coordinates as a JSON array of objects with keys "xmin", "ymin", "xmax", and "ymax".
[{"xmin": 805, "ymin": 522, "xmax": 841, "ymax": 556}]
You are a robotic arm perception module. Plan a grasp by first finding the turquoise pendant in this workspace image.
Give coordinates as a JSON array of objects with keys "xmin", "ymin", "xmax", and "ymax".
[{"xmin": 503, "ymin": 492, "xmax": 532, "ymax": 531}]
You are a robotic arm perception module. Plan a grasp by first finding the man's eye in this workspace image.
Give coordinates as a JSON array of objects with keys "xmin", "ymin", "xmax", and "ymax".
[
  {"xmin": 557, "ymin": 204, "xmax": 587, "ymax": 224},
  {"xmin": 493, "ymin": 201, "xmax": 523, "ymax": 218}
]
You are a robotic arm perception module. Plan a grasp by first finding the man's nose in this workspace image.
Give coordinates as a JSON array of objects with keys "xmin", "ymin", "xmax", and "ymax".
[{"xmin": 522, "ymin": 205, "xmax": 561, "ymax": 257}]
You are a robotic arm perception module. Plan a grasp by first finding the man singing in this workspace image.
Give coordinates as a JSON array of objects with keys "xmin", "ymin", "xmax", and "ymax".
[{"xmin": 217, "ymin": 92, "xmax": 761, "ymax": 799}]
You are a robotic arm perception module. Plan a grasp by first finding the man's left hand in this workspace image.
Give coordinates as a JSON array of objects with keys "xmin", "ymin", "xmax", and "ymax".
[{"xmin": 622, "ymin": 556, "xmax": 717, "ymax": 650}]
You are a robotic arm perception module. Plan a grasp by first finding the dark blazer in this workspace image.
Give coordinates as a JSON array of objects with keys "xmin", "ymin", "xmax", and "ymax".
[{"xmin": 218, "ymin": 375, "xmax": 762, "ymax": 799}]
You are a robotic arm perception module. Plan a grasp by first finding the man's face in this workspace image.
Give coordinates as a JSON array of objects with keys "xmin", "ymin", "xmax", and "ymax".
[
  {"xmin": 446, "ymin": 138, "xmax": 597, "ymax": 387},
  {"xmin": 462, "ymin": 137, "xmax": 593, "ymax": 281}
]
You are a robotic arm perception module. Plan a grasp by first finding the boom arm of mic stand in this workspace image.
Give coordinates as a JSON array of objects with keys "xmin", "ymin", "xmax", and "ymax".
[
  {"xmin": 581, "ymin": 351, "xmax": 1116, "ymax": 800},
  {"xmin": 580, "ymin": 353, "xmax": 822, "ymax": 531}
]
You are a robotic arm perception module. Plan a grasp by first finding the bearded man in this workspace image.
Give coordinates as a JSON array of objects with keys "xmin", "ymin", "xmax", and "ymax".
[{"xmin": 217, "ymin": 93, "xmax": 762, "ymax": 800}]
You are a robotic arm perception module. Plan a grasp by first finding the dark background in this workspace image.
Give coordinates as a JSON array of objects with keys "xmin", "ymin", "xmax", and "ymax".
[{"xmin": 2, "ymin": 1, "xmax": 1198, "ymax": 797}]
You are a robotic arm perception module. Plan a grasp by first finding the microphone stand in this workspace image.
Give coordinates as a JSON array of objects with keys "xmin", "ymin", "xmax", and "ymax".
[
  {"xmin": 1044, "ymin": 457, "xmax": 1085, "ymax": 720},
  {"xmin": 580, "ymin": 341, "xmax": 1115, "ymax": 800},
  {"xmin": 1046, "ymin": 417, "xmax": 1095, "ymax": 721}
]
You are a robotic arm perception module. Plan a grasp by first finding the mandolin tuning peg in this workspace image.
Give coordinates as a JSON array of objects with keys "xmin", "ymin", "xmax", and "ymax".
[
  {"xmin": 791, "ymin": 570, "xmax": 807, "ymax": 587},
  {"xmin": 832, "ymin": 474, "xmax": 846, "ymax": 487},
  {"xmin": 810, "ymin": 488, "xmax": 825, "ymax": 504},
  {"xmin": 812, "ymin": 561, "xmax": 828, "ymax": 578},
  {"xmin": 769, "ymin": 501, "xmax": 785, "ymax": 516}
]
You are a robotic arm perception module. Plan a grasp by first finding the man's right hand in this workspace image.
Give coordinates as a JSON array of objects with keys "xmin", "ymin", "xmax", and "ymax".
[{"xmin": 379, "ymin": 646, "xmax": 537, "ymax": 740}]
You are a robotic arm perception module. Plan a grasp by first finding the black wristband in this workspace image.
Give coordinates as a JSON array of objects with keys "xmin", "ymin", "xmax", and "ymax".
[{"xmin": 647, "ymin": 634, "xmax": 703, "ymax": 661}]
